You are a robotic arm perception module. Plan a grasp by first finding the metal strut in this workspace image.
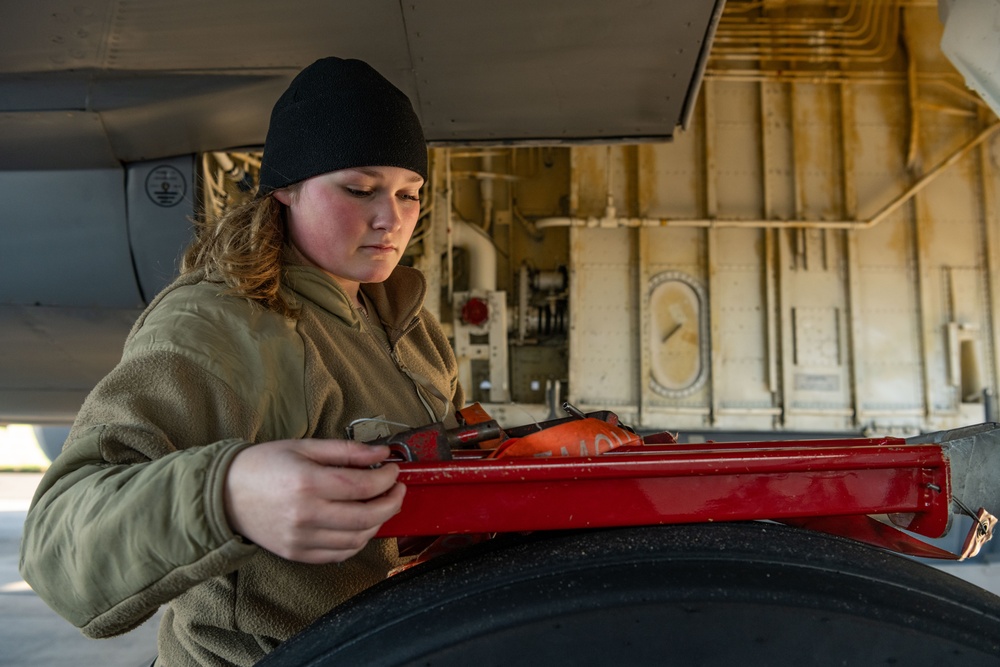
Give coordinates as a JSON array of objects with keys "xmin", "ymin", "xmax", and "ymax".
[
  {"xmin": 369, "ymin": 408, "xmax": 1000, "ymax": 562},
  {"xmin": 376, "ymin": 427, "xmax": 952, "ymax": 551}
]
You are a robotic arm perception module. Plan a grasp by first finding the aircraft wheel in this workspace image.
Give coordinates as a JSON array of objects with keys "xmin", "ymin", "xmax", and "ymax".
[
  {"xmin": 258, "ymin": 522, "xmax": 1000, "ymax": 666},
  {"xmin": 31, "ymin": 425, "xmax": 71, "ymax": 462}
]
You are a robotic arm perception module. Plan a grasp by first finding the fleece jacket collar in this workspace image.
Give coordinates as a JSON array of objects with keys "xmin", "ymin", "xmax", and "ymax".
[{"xmin": 283, "ymin": 263, "xmax": 427, "ymax": 342}]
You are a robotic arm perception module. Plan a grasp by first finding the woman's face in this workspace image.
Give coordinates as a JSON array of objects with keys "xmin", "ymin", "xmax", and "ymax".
[{"xmin": 274, "ymin": 165, "xmax": 424, "ymax": 297}]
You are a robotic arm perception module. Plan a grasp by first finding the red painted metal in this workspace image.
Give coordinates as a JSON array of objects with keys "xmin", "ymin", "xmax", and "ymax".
[
  {"xmin": 460, "ymin": 296, "xmax": 490, "ymax": 326},
  {"xmin": 377, "ymin": 437, "xmax": 950, "ymax": 540},
  {"xmin": 781, "ymin": 515, "xmax": 960, "ymax": 560}
]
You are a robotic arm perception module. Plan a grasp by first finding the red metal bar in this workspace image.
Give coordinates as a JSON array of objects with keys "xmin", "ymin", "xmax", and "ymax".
[
  {"xmin": 377, "ymin": 439, "xmax": 950, "ymax": 539},
  {"xmin": 610, "ymin": 435, "xmax": 906, "ymax": 453}
]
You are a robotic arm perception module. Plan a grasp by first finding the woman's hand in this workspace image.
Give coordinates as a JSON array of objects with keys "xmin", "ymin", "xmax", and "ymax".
[{"xmin": 223, "ymin": 439, "xmax": 405, "ymax": 564}]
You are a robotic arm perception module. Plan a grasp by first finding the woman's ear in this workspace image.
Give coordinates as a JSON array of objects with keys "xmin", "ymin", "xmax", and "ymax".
[{"xmin": 272, "ymin": 187, "xmax": 293, "ymax": 206}]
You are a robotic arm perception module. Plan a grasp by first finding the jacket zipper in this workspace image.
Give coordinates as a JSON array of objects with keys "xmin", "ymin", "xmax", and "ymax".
[{"xmin": 360, "ymin": 309, "xmax": 442, "ymax": 423}]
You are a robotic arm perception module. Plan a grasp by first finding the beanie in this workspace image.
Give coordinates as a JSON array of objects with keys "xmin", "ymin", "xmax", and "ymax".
[{"xmin": 257, "ymin": 57, "xmax": 427, "ymax": 196}]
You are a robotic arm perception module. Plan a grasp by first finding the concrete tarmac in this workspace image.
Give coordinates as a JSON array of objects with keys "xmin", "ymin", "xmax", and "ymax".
[{"xmin": 0, "ymin": 473, "xmax": 161, "ymax": 667}]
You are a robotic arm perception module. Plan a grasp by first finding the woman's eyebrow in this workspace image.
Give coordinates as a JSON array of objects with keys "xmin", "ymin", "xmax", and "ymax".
[{"xmin": 350, "ymin": 167, "xmax": 424, "ymax": 184}]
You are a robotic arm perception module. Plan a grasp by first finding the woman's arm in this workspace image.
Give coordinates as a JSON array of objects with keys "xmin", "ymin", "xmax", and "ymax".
[
  {"xmin": 18, "ymin": 350, "xmax": 263, "ymax": 638},
  {"xmin": 20, "ymin": 348, "xmax": 406, "ymax": 638}
]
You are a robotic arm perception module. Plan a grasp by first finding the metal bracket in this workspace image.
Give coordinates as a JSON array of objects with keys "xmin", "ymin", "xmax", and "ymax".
[{"xmin": 954, "ymin": 497, "xmax": 998, "ymax": 560}]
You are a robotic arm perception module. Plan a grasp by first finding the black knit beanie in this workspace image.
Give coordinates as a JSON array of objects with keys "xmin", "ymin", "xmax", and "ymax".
[{"xmin": 257, "ymin": 57, "xmax": 427, "ymax": 196}]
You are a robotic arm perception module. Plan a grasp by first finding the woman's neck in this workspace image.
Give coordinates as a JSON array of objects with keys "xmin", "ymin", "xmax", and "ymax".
[{"xmin": 287, "ymin": 243, "xmax": 363, "ymax": 308}]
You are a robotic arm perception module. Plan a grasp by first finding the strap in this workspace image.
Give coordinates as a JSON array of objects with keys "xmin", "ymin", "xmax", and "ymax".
[
  {"xmin": 958, "ymin": 505, "xmax": 998, "ymax": 560},
  {"xmin": 784, "ymin": 508, "xmax": 997, "ymax": 561}
]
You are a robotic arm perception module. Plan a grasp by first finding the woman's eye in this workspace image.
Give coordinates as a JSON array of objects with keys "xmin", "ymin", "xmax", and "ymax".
[
  {"xmin": 400, "ymin": 193, "xmax": 421, "ymax": 202},
  {"xmin": 345, "ymin": 187, "xmax": 373, "ymax": 197}
]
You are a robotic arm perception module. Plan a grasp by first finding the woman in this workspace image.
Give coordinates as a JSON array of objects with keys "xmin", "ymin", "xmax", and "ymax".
[{"xmin": 19, "ymin": 57, "xmax": 462, "ymax": 666}]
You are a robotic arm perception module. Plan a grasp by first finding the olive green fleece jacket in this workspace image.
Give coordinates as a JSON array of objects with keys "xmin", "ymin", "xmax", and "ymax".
[{"xmin": 19, "ymin": 262, "xmax": 462, "ymax": 666}]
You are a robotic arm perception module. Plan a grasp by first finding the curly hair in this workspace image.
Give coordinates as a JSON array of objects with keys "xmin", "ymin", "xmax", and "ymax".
[{"xmin": 181, "ymin": 195, "xmax": 299, "ymax": 318}]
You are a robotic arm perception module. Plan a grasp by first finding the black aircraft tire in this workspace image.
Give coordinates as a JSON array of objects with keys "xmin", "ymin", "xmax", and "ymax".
[{"xmin": 257, "ymin": 522, "xmax": 1000, "ymax": 666}]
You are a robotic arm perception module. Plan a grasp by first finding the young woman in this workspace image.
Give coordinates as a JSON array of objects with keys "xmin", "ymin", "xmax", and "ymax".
[{"xmin": 20, "ymin": 57, "xmax": 462, "ymax": 666}]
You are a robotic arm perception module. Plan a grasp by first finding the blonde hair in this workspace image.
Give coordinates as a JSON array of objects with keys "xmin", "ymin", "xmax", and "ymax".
[{"xmin": 182, "ymin": 195, "xmax": 298, "ymax": 318}]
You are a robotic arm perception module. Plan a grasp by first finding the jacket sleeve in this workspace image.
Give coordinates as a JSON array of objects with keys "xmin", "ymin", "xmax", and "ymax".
[
  {"xmin": 19, "ymin": 283, "xmax": 309, "ymax": 638},
  {"xmin": 18, "ymin": 349, "xmax": 264, "ymax": 638}
]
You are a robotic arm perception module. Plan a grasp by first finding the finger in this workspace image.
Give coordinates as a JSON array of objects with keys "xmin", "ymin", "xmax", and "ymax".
[
  {"xmin": 276, "ymin": 524, "xmax": 384, "ymax": 564},
  {"xmin": 299, "ymin": 439, "xmax": 393, "ymax": 468},
  {"xmin": 308, "ymin": 463, "xmax": 401, "ymax": 502},
  {"xmin": 304, "ymin": 483, "xmax": 407, "ymax": 533},
  {"xmin": 302, "ymin": 486, "xmax": 404, "ymax": 551},
  {"xmin": 282, "ymin": 485, "xmax": 407, "ymax": 563}
]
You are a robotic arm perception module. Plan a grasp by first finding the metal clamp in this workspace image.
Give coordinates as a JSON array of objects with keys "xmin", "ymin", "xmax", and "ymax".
[{"xmin": 953, "ymin": 496, "xmax": 998, "ymax": 561}]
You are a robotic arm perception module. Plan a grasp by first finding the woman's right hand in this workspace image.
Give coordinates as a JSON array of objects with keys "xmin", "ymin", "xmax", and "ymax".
[{"xmin": 222, "ymin": 439, "xmax": 405, "ymax": 564}]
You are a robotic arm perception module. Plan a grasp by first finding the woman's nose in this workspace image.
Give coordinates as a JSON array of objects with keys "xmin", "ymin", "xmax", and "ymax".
[{"xmin": 372, "ymin": 197, "xmax": 404, "ymax": 231}]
